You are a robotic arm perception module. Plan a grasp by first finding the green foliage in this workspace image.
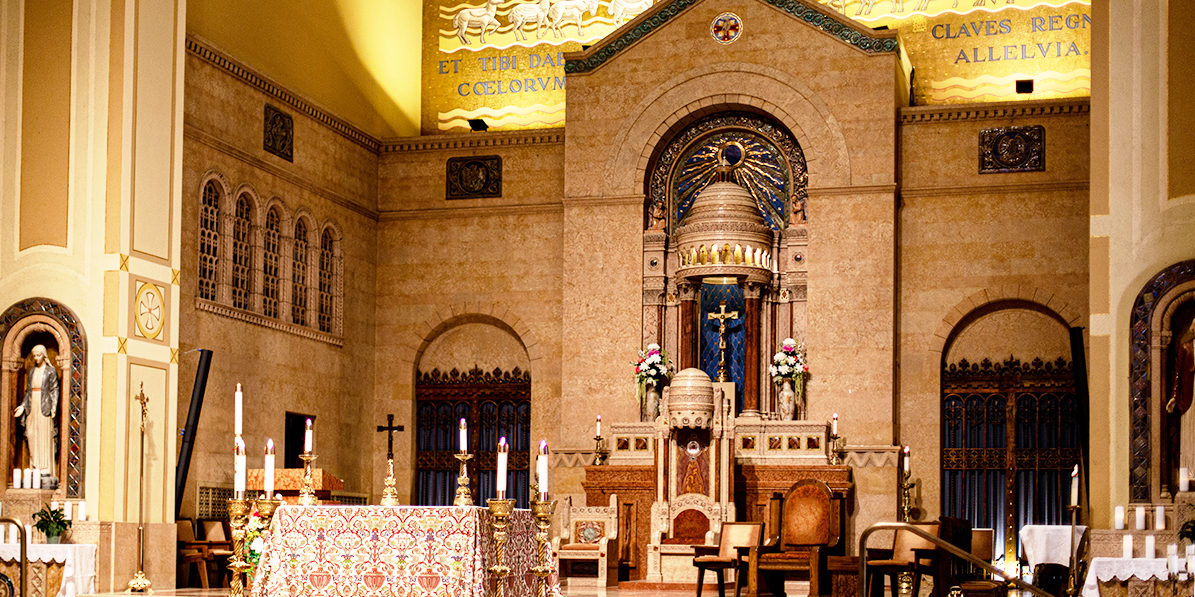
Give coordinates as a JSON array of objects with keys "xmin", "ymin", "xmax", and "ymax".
[{"xmin": 32, "ymin": 503, "xmax": 71, "ymax": 538}]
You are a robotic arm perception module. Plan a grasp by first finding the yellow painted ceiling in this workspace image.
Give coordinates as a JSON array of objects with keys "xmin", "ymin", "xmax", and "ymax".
[{"xmin": 187, "ymin": 0, "xmax": 422, "ymax": 139}]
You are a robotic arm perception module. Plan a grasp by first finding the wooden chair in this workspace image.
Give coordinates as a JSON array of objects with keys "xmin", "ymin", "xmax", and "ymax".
[
  {"xmin": 201, "ymin": 519, "xmax": 235, "ymax": 587},
  {"xmin": 551, "ymin": 494, "xmax": 620, "ymax": 587},
  {"xmin": 693, "ymin": 522, "xmax": 764, "ymax": 597},
  {"xmin": 927, "ymin": 516, "xmax": 972, "ymax": 597},
  {"xmin": 959, "ymin": 529, "xmax": 1005, "ymax": 597},
  {"xmin": 176, "ymin": 519, "xmax": 210, "ymax": 589},
  {"xmin": 745, "ymin": 479, "xmax": 845, "ymax": 597},
  {"xmin": 865, "ymin": 522, "xmax": 940, "ymax": 597}
]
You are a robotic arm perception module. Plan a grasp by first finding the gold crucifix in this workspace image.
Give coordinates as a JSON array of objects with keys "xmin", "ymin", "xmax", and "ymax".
[{"xmin": 707, "ymin": 300, "xmax": 739, "ymax": 382}]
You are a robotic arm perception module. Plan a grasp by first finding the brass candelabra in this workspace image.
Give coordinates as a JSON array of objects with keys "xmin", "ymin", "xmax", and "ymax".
[
  {"xmin": 298, "ymin": 453, "xmax": 318, "ymax": 506},
  {"xmin": 530, "ymin": 500, "xmax": 557, "ymax": 597},
  {"xmin": 227, "ymin": 498, "xmax": 253, "ymax": 597},
  {"xmin": 592, "ymin": 435, "xmax": 608, "ymax": 466},
  {"xmin": 1066, "ymin": 504, "xmax": 1081, "ymax": 597},
  {"xmin": 488, "ymin": 498, "xmax": 516, "ymax": 597},
  {"xmin": 381, "ymin": 458, "xmax": 400, "ymax": 506},
  {"xmin": 454, "ymin": 453, "xmax": 474, "ymax": 506},
  {"xmin": 827, "ymin": 432, "xmax": 844, "ymax": 465},
  {"xmin": 899, "ymin": 468, "xmax": 914, "ymax": 523}
]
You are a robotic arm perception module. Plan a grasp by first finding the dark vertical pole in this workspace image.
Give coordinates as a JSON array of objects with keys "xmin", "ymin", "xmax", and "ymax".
[
  {"xmin": 743, "ymin": 288, "xmax": 761, "ymax": 414},
  {"xmin": 175, "ymin": 349, "xmax": 213, "ymax": 518},
  {"xmin": 1069, "ymin": 327, "xmax": 1090, "ymax": 522},
  {"xmin": 680, "ymin": 291, "xmax": 697, "ymax": 370}
]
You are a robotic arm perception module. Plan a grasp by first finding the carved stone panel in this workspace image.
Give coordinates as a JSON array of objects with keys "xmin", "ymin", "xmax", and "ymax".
[
  {"xmin": 979, "ymin": 125, "xmax": 1044, "ymax": 173},
  {"xmin": 263, "ymin": 104, "xmax": 294, "ymax": 162},
  {"xmin": 446, "ymin": 156, "xmax": 502, "ymax": 199}
]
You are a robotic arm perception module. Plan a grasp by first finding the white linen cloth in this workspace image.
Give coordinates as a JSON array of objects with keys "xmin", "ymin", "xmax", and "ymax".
[
  {"xmin": 1081, "ymin": 556, "xmax": 1170, "ymax": 597},
  {"xmin": 0, "ymin": 543, "xmax": 97, "ymax": 597},
  {"xmin": 1020, "ymin": 524, "xmax": 1088, "ymax": 567}
]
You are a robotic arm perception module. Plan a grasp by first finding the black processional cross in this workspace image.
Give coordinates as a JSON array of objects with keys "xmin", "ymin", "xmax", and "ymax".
[{"xmin": 376, "ymin": 414, "xmax": 405, "ymax": 460}]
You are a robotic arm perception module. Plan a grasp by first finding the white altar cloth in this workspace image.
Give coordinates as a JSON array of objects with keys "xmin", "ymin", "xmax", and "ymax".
[
  {"xmin": 1020, "ymin": 524, "xmax": 1088, "ymax": 567},
  {"xmin": 0, "ymin": 543, "xmax": 98, "ymax": 597},
  {"xmin": 1081, "ymin": 557, "xmax": 1170, "ymax": 597}
]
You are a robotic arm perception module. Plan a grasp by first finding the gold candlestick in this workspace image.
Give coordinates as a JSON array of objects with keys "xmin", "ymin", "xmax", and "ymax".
[
  {"xmin": 827, "ymin": 432, "xmax": 843, "ymax": 465},
  {"xmin": 454, "ymin": 453, "xmax": 474, "ymax": 506},
  {"xmin": 381, "ymin": 458, "xmax": 400, "ymax": 506},
  {"xmin": 298, "ymin": 453, "xmax": 318, "ymax": 506},
  {"xmin": 530, "ymin": 500, "xmax": 556, "ymax": 597},
  {"xmin": 255, "ymin": 496, "xmax": 282, "ymax": 529},
  {"xmin": 488, "ymin": 498, "xmax": 516, "ymax": 597},
  {"xmin": 227, "ymin": 498, "xmax": 253, "ymax": 597},
  {"xmin": 899, "ymin": 467, "xmax": 914, "ymax": 522},
  {"xmin": 592, "ymin": 436, "xmax": 607, "ymax": 466}
]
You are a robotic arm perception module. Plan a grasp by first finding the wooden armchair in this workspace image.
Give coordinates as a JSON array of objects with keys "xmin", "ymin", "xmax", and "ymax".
[
  {"xmin": 745, "ymin": 479, "xmax": 845, "ymax": 597},
  {"xmin": 176, "ymin": 519, "xmax": 211, "ymax": 589},
  {"xmin": 552, "ymin": 494, "xmax": 620, "ymax": 587},
  {"xmin": 694, "ymin": 522, "xmax": 764, "ymax": 597},
  {"xmin": 865, "ymin": 522, "xmax": 940, "ymax": 597},
  {"xmin": 200, "ymin": 519, "xmax": 235, "ymax": 587}
]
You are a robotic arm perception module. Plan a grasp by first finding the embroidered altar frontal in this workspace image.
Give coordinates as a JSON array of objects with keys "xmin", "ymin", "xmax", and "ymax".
[{"xmin": 253, "ymin": 505, "xmax": 560, "ymax": 597}]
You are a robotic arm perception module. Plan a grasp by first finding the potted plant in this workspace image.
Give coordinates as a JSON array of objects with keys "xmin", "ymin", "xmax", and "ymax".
[{"xmin": 33, "ymin": 503, "xmax": 71, "ymax": 544}]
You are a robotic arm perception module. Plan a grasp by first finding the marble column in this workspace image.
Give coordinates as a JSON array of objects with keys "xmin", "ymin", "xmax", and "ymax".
[
  {"xmin": 743, "ymin": 283, "xmax": 762, "ymax": 415},
  {"xmin": 679, "ymin": 282, "xmax": 699, "ymax": 370}
]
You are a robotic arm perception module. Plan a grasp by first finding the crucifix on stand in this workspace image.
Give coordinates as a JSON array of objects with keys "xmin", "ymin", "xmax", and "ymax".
[
  {"xmin": 708, "ymin": 300, "xmax": 739, "ymax": 382},
  {"xmin": 376, "ymin": 414, "xmax": 404, "ymax": 506}
]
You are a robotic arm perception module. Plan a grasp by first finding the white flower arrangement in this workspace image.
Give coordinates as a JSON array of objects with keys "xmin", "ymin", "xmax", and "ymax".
[
  {"xmin": 768, "ymin": 338, "xmax": 808, "ymax": 383},
  {"xmin": 633, "ymin": 343, "xmax": 672, "ymax": 385}
]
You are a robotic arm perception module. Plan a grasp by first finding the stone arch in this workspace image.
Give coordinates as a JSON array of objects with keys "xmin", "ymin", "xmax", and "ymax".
[
  {"xmin": 929, "ymin": 287, "xmax": 1083, "ymax": 357},
  {"xmin": 408, "ymin": 305, "xmax": 542, "ymax": 374},
  {"xmin": 604, "ymin": 61, "xmax": 853, "ymax": 197},
  {"xmin": 0, "ymin": 297, "xmax": 87, "ymax": 498}
]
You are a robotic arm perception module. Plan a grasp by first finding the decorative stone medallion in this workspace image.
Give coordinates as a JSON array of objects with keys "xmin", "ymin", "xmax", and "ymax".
[
  {"xmin": 263, "ymin": 104, "xmax": 294, "ymax": 162},
  {"xmin": 979, "ymin": 125, "xmax": 1044, "ymax": 173},
  {"xmin": 711, "ymin": 12, "xmax": 742, "ymax": 44},
  {"xmin": 446, "ymin": 155, "xmax": 502, "ymax": 199},
  {"xmin": 134, "ymin": 281, "xmax": 165, "ymax": 340}
]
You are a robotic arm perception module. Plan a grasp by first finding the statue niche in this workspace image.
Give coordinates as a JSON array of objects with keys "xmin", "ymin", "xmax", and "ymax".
[
  {"xmin": 1165, "ymin": 302, "xmax": 1195, "ymax": 476},
  {"xmin": 11, "ymin": 334, "xmax": 63, "ymax": 489}
]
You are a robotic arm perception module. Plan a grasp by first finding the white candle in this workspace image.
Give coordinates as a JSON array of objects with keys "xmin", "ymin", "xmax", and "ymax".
[
  {"xmin": 234, "ymin": 437, "xmax": 246, "ymax": 498},
  {"xmin": 1123, "ymin": 535, "xmax": 1134, "ymax": 558},
  {"xmin": 902, "ymin": 446, "xmax": 910, "ymax": 473},
  {"xmin": 1157, "ymin": 505, "xmax": 1167, "ymax": 530},
  {"xmin": 832, "ymin": 413, "xmax": 838, "ymax": 436},
  {"xmin": 1170, "ymin": 555, "xmax": 1179, "ymax": 574},
  {"xmin": 64, "ymin": 501, "xmax": 72, "ymax": 520},
  {"xmin": 1137, "ymin": 506, "xmax": 1147, "ymax": 530},
  {"xmin": 1170, "ymin": 544, "xmax": 1179, "ymax": 557},
  {"xmin": 32, "ymin": 469, "xmax": 41, "ymax": 489},
  {"xmin": 11, "ymin": 469, "xmax": 19, "ymax": 489},
  {"xmin": 77, "ymin": 500, "xmax": 86, "ymax": 521},
  {"xmin": 596, "ymin": 415, "xmax": 601, "ymax": 438},
  {"xmin": 23, "ymin": 525, "xmax": 31, "ymax": 545},
  {"xmin": 1070, "ymin": 465, "xmax": 1079, "ymax": 507},
  {"xmin": 22, "ymin": 468, "xmax": 30, "ymax": 489},
  {"xmin": 1115, "ymin": 506, "xmax": 1125, "ymax": 529},
  {"xmin": 1145, "ymin": 534, "xmax": 1156, "ymax": 558},
  {"xmin": 265, "ymin": 439, "xmax": 275, "ymax": 497},
  {"xmin": 304, "ymin": 418, "xmax": 313, "ymax": 453},
  {"xmin": 496, "ymin": 437, "xmax": 508, "ymax": 496},
  {"xmin": 1183, "ymin": 468, "xmax": 1191, "ymax": 492},
  {"xmin": 235, "ymin": 383, "xmax": 243, "ymax": 436},
  {"xmin": 51, "ymin": 501, "xmax": 58, "ymax": 511},
  {"xmin": 459, "ymin": 419, "xmax": 467, "ymax": 453},
  {"xmin": 537, "ymin": 440, "xmax": 549, "ymax": 499}
]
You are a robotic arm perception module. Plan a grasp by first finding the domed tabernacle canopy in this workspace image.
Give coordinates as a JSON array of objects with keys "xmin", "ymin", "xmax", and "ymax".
[
  {"xmin": 668, "ymin": 368, "xmax": 715, "ymax": 429},
  {"xmin": 673, "ymin": 181, "xmax": 774, "ymax": 284}
]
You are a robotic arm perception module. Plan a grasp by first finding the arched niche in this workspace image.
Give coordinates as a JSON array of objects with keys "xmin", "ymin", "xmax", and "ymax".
[{"xmin": 0, "ymin": 298, "xmax": 87, "ymax": 498}]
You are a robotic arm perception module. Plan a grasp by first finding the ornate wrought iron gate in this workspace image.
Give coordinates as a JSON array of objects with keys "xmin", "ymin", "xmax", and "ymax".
[
  {"xmin": 415, "ymin": 367, "xmax": 531, "ymax": 508},
  {"xmin": 941, "ymin": 357, "xmax": 1081, "ymax": 564}
]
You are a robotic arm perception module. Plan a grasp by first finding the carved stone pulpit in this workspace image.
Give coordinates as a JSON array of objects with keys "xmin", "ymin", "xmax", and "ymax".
[{"xmin": 646, "ymin": 367, "xmax": 736, "ymax": 582}]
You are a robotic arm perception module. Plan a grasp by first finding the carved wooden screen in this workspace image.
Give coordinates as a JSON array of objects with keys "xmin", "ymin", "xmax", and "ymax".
[
  {"xmin": 941, "ymin": 357, "xmax": 1080, "ymax": 564},
  {"xmin": 415, "ymin": 367, "xmax": 531, "ymax": 508}
]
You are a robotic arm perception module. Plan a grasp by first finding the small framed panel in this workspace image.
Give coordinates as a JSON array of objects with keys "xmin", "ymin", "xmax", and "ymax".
[
  {"xmin": 979, "ymin": 125, "xmax": 1044, "ymax": 173},
  {"xmin": 263, "ymin": 104, "xmax": 294, "ymax": 162},
  {"xmin": 805, "ymin": 436, "xmax": 820, "ymax": 450},
  {"xmin": 446, "ymin": 156, "xmax": 502, "ymax": 199},
  {"xmin": 741, "ymin": 436, "xmax": 756, "ymax": 451},
  {"xmin": 634, "ymin": 437, "xmax": 650, "ymax": 451},
  {"xmin": 787, "ymin": 436, "xmax": 801, "ymax": 450},
  {"xmin": 768, "ymin": 436, "xmax": 782, "ymax": 451},
  {"xmin": 616, "ymin": 437, "xmax": 631, "ymax": 451}
]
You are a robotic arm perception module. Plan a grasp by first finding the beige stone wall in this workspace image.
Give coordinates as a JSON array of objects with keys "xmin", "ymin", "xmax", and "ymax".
[
  {"xmin": 178, "ymin": 42, "xmax": 379, "ymax": 516},
  {"xmin": 898, "ymin": 100, "xmax": 1090, "ymax": 520},
  {"xmin": 375, "ymin": 132, "xmax": 565, "ymax": 502}
]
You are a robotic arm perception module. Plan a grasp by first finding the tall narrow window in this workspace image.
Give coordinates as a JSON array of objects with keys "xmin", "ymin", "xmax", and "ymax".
[
  {"xmin": 292, "ymin": 220, "xmax": 308, "ymax": 326},
  {"xmin": 262, "ymin": 208, "xmax": 281, "ymax": 318},
  {"xmin": 318, "ymin": 229, "xmax": 335, "ymax": 333},
  {"xmin": 198, "ymin": 182, "xmax": 220, "ymax": 301},
  {"xmin": 231, "ymin": 195, "xmax": 254, "ymax": 310}
]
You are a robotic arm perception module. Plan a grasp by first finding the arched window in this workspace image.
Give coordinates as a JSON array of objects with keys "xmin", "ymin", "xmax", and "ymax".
[
  {"xmin": 231, "ymin": 195, "xmax": 254, "ymax": 311},
  {"xmin": 262, "ymin": 208, "xmax": 281, "ymax": 318},
  {"xmin": 292, "ymin": 220, "xmax": 309, "ymax": 326},
  {"xmin": 318, "ymin": 228, "xmax": 336, "ymax": 334},
  {"xmin": 198, "ymin": 181, "xmax": 220, "ymax": 301}
]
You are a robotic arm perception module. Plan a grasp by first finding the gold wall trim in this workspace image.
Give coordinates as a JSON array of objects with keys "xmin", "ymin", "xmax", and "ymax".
[
  {"xmin": 185, "ymin": 35, "xmax": 380, "ymax": 153},
  {"xmin": 900, "ymin": 180, "xmax": 1089, "ymax": 198},
  {"xmin": 379, "ymin": 203, "xmax": 564, "ymax": 222},
  {"xmin": 380, "ymin": 129, "xmax": 564, "ymax": 154},
  {"xmin": 194, "ymin": 298, "xmax": 343, "ymax": 347},
  {"xmin": 899, "ymin": 98, "xmax": 1090, "ymax": 125},
  {"xmin": 184, "ymin": 124, "xmax": 379, "ymax": 221}
]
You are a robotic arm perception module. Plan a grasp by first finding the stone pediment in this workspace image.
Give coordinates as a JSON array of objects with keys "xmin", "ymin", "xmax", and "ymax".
[{"xmin": 564, "ymin": 0, "xmax": 900, "ymax": 75}]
